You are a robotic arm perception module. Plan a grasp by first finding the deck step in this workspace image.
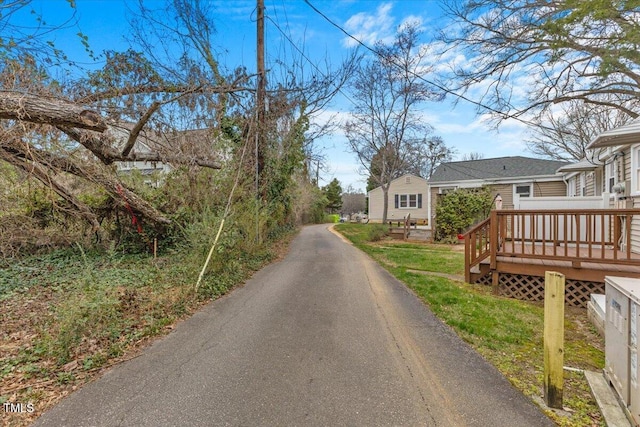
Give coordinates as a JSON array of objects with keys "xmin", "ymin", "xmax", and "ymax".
[
  {"xmin": 389, "ymin": 232, "xmax": 406, "ymax": 239},
  {"xmin": 587, "ymin": 294, "xmax": 605, "ymax": 337},
  {"xmin": 468, "ymin": 261, "xmax": 492, "ymax": 284}
]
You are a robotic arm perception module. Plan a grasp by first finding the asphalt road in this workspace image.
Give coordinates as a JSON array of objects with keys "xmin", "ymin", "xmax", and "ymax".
[{"xmin": 35, "ymin": 224, "xmax": 554, "ymax": 426}]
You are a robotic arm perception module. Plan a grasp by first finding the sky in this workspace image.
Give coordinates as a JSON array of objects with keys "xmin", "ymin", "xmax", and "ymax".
[{"xmin": 15, "ymin": 0, "xmax": 534, "ymax": 193}]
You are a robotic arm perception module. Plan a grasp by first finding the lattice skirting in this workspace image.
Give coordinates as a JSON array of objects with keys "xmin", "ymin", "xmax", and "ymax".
[
  {"xmin": 475, "ymin": 273, "xmax": 492, "ymax": 286},
  {"xmin": 497, "ymin": 273, "xmax": 604, "ymax": 308}
]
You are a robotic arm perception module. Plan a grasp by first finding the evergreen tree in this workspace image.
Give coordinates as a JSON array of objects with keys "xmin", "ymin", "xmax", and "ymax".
[{"xmin": 322, "ymin": 178, "xmax": 343, "ymax": 213}]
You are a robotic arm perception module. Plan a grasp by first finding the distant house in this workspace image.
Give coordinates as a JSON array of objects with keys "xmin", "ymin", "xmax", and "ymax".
[
  {"xmin": 427, "ymin": 156, "xmax": 569, "ymax": 232},
  {"xmin": 111, "ymin": 124, "xmax": 218, "ymax": 186},
  {"xmin": 116, "ymin": 139, "xmax": 172, "ymax": 187},
  {"xmin": 367, "ymin": 174, "xmax": 428, "ymax": 222}
]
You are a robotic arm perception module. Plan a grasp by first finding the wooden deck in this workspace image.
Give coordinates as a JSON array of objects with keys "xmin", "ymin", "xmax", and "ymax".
[
  {"xmin": 465, "ymin": 208, "xmax": 640, "ymax": 307},
  {"xmin": 484, "ymin": 242, "xmax": 640, "ymax": 281}
]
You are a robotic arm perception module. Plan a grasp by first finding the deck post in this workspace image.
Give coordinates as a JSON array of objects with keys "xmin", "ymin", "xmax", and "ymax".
[
  {"xmin": 490, "ymin": 210, "xmax": 498, "ymax": 270},
  {"xmin": 491, "ymin": 271, "xmax": 499, "ymax": 295},
  {"xmin": 544, "ymin": 271, "xmax": 565, "ymax": 409},
  {"xmin": 464, "ymin": 233, "xmax": 471, "ymax": 284}
]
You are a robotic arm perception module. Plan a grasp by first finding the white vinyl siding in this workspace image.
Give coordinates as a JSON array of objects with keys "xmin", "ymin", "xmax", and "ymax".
[
  {"xmin": 633, "ymin": 145, "xmax": 640, "ymax": 195},
  {"xmin": 367, "ymin": 174, "xmax": 429, "ymax": 221},
  {"xmin": 633, "ymin": 197, "xmax": 640, "ymax": 255}
]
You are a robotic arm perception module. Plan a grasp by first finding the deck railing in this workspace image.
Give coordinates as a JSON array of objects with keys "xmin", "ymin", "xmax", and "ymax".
[
  {"xmin": 465, "ymin": 208, "xmax": 640, "ymax": 282},
  {"xmin": 464, "ymin": 217, "xmax": 492, "ymax": 283}
]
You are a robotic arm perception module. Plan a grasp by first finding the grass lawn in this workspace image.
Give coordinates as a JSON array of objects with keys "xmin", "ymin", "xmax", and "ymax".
[{"xmin": 335, "ymin": 223, "xmax": 605, "ymax": 427}]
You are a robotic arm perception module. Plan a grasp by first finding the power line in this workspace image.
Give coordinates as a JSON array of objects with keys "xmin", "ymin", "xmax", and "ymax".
[
  {"xmin": 265, "ymin": 14, "xmax": 359, "ymax": 108},
  {"xmin": 301, "ymin": 0, "xmax": 567, "ymax": 135}
]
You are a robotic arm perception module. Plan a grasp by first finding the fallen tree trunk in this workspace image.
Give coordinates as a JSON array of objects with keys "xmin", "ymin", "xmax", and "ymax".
[
  {"xmin": 0, "ymin": 91, "xmax": 107, "ymax": 132},
  {"xmin": 1, "ymin": 138, "xmax": 171, "ymax": 226},
  {"xmin": 0, "ymin": 89, "xmax": 222, "ymax": 231}
]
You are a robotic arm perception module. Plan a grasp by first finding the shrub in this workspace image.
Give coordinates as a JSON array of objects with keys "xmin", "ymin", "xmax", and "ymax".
[
  {"xmin": 326, "ymin": 214, "xmax": 340, "ymax": 223},
  {"xmin": 367, "ymin": 224, "xmax": 388, "ymax": 242},
  {"xmin": 435, "ymin": 187, "xmax": 493, "ymax": 241}
]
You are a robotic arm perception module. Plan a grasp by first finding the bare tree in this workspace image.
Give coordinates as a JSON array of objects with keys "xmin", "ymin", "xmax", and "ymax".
[
  {"xmin": 341, "ymin": 185, "xmax": 366, "ymax": 216},
  {"xmin": 526, "ymin": 98, "xmax": 637, "ymax": 161},
  {"xmin": 439, "ymin": 1, "xmax": 640, "ymax": 122},
  {"xmin": 403, "ymin": 136, "xmax": 455, "ymax": 179},
  {"xmin": 460, "ymin": 152, "xmax": 484, "ymax": 161},
  {"xmin": 345, "ymin": 22, "xmax": 445, "ymax": 222}
]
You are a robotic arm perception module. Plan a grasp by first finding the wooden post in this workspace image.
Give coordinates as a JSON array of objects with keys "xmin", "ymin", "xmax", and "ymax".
[
  {"xmin": 491, "ymin": 270, "xmax": 499, "ymax": 295},
  {"xmin": 464, "ymin": 232, "xmax": 471, "ymax": 284},
  {"xmin": 489, "ymin": 209, "xmax": 498, "ymax": 270},
  {"xmin": 544, "ymin": 271, "xmax": 565, "ymax": 409}
]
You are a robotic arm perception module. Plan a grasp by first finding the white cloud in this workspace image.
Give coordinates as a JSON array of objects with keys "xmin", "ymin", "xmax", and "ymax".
[
  {"xmin": 399, "ymin": 15, "xmax": 424, "ymax": 31},
  {"xmin": 342, "ymin": 2, "xmax": 396, "ymax": 48}
]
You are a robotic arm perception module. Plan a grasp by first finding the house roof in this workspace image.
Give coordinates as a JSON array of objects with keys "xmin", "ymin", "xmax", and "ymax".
[
  {"xmin": 428, "ymin": 156, "xmax": 569, "ymax": 183},
  {"xmin": 556, "ymin": 158, "xmax": 602, "ymax": 173},
  {"xmin": 587, "ymin": 117, "xmax": 640, "ymax": 149}
]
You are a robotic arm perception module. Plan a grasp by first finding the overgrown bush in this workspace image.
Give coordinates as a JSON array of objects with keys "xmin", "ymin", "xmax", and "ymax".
[
  {"xmin": 435, "ymin": 187, "xmax": 493, "ymax": 241},
  {"xmin": 367, "ymin": 224, "xmax": 388, "ymax": 242}
]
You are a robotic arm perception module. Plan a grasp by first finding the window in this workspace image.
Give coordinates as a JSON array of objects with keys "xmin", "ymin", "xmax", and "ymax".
[
  {"xmin": 514, "ymin": 184, "xmax": 531, "ymax": 198},
  {"xmin": 605, "ymin": 160, "xmax": 616, "ymax": 194},
  {"xmin": 394, "ymin": 194, "xmax": 422, "ymax": 209},
  {"xmin": 580, "ymin": 172, "xmax": 586, "ymax": 196},
  {"xmin": 567, "ymin": 176, "xmax": 577, "ymax": 197},
  {"xmin": 633, "ymin": 145, "xmax": 640, "ymax": 194},
  {"xmin": 594, "ymin": 169, "xmax": 603, "ymax": 196}
]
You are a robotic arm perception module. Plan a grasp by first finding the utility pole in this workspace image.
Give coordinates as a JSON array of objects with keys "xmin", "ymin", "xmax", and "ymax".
[
  {"xmin": 256, "ymin": 0, "xmax": 266, "ymax": 194},
  {"xmin": 255, "ymin": 0, "xmax": 266, "ymax": 243}
]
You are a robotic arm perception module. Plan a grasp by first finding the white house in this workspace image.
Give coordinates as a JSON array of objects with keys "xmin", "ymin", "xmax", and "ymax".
[
  {"xmin": 367, "ymin": 174, "xmax": 428, "ymax": 222},
  {"xmin": 111, "ymin": 124, "xmax": 218, "ymax": 187}
]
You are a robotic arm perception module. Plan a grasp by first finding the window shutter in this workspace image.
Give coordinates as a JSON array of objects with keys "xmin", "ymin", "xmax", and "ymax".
[
  {"xmin": 394, "ymin": 194, "xmax": 399, "ymax": 209},
  {"xmin": 418, "ymin": 193, "xmax": 422, "ymax": 208}
]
